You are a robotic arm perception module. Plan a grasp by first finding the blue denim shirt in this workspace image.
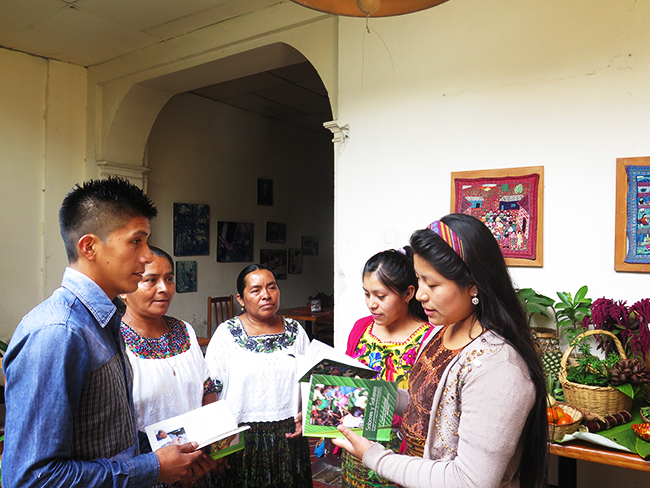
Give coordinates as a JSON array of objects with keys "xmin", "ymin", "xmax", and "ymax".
[{"xmin": 2, "ymin": 268, "xmax": 159, "ymax": 487}]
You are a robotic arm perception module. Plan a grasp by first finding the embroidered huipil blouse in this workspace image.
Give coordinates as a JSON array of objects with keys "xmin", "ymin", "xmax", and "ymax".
[
  {"xmin": 204, "ymin": 316, "xmax": 310, "ymax": 424},
  {"xmin": 121, "ymin": 316, "xmax": 217, "ymax": 432},
  {"xmin": 350, "ymin": 318, "xmax": 430, "ymax": 389}
]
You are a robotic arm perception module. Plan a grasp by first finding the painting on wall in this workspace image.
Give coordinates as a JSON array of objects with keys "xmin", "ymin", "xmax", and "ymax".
[
  {"xmin": 173, "ymin": 203, "xmax": 210, "ymax": 256},
  {"xmin": 302, "ymin": 236, "xmax": 319, "ymax": 256},
  {"xmin": 217, "ymin": 221, "xmax": 254, "ymax": 263},
  {"xmin": 266, "ymin": 222, "xmax": 286, "ymax": 244},
  {"xmin": 260, "ymin": 249, "xmax": 288, "ymax": 280},
  {"xmin": 258, "ymin": 178, "xmax": 273, "ymax": 206},
  {"xmin": 451, "ymin": 166, "xmax": 544, "ymax": 267},
  {"xmin": 288, "ymin": 248, "xmax": 303, "ymax": 274},
  {"xmin": 176, "ymin": 261, "xmax": 197, "ymax": 293},
  {"xmin": 615, "ymin": 157, "xmax": 650, "ymax": 272}
]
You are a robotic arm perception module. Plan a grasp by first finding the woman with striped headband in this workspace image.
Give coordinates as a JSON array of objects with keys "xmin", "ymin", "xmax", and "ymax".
[{"xmin": 334, "ymin": 214, "xmax": 548, "ymax": 488}]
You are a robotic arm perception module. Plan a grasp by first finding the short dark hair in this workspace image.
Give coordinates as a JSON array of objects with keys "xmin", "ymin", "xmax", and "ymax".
[
  {"xmin": 362, "ymin": 249, "xmax": 426, "ymax": 321},
  {"xmin": 149, "ymin": 246, "xmax": 174, "ymax": 271},
  {"xmin": 59, "ymin": 177, "xmax": 158, "ymax": 262},
  {"xmin": 410, "ymin": 213, "xmax": 548, "ymax": 488},
  {"xmin": 236, "ymin": 264, "xmax": 276, "ymax": 296}
]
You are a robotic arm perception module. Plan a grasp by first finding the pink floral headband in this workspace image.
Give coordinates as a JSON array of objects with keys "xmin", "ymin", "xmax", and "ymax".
[{"xmin": 427, "ymin": 220, "xmax": 466, "ymax": 262}]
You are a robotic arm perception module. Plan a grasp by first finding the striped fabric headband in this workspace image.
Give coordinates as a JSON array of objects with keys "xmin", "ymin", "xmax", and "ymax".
[{"xmin": 427, "ymin": 220, "xmax": 466, "ymax": 262}]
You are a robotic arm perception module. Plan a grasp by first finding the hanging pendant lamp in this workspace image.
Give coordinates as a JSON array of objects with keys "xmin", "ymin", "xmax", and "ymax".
[{"xmin": 290, "ymin": 0, "xmax": 451, "ymax": 17}]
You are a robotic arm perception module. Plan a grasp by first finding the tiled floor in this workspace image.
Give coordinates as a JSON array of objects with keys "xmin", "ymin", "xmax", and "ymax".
[{"xmin": 310, "ymin": 438, "xmax": 342, "ymax": 488}]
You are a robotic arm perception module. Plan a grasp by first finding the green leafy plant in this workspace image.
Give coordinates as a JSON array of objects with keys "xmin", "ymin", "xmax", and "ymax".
[
  {"xmin": 516, "ymin": 288, "xmax": 555, "ymax": 326},
  {"xmin": 555, "ymin": 285, "xmax": 592, "ymax": 345},
  {"xmin": 565, "ymin": 352, "xmax": 619, "ymax": 387}
]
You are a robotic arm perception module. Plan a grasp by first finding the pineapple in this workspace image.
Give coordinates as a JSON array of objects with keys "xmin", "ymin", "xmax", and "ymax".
[{"xmin": 542, "ymin": 349, "xmax": 562, "ymax": 383}]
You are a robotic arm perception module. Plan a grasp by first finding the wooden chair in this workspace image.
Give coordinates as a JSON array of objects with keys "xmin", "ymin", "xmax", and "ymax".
[{"xmin": 198, "ymin": 295, "xmax": 234, "ymax": 347}]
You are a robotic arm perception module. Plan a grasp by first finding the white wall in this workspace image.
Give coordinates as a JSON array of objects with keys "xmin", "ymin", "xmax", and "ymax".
[
  {"xmin": 0, "ymin": 48, "xmax": 86, "ymax": 342},
  {"xmin": 334, "ymin": 0, "xmax": 650, "ymax": 346},
  {"xmin": 145, "ymin": 92, "xmax": 334, "ymax": 336}
]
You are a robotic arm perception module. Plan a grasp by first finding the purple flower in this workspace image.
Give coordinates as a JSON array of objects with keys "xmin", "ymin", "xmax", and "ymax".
[
  {"xmin": 352, "ymin": 344, "xmax": 367, "ymax": 359},
  {"xmin": 402, "ymin": 347, "xmax": 417, "ymax": 366}
]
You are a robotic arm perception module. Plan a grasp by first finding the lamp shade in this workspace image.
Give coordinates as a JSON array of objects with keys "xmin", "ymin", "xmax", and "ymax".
[{"xmin": 290, "ymin": 0, "xmax": 451, "ymax": 17}]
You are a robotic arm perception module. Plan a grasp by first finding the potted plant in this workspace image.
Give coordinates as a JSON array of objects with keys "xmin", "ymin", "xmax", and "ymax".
[{"xmin": 555, "ymin": 285, "xmax": 592, "ymax": 344}]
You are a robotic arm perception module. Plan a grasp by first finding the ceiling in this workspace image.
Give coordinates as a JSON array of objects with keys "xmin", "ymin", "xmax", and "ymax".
[
  {"xmin": 190, "ymin": 62, "xmax": 332, "ymax": 133},
  {"xmin": 0, "ymin": 0, "xmax": 282, "ymax": 66},
  {"xmin": 0, "ymin": 0, "xmax": 333, "ymax": 133}
]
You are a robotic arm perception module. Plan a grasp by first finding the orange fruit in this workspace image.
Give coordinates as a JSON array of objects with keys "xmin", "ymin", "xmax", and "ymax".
[
  {"xmin": 556, "ymin": 414, "xmax": 574, "ymax": 425},
  {"xmin": 547, "ymin": 407, "xmax": 559, "ymax": 423}
]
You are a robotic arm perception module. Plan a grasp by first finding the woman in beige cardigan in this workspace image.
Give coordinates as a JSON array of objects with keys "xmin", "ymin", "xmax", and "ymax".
[{"xmin": 334, "ymin": 214, "xmax": 548, "ymax": 488}]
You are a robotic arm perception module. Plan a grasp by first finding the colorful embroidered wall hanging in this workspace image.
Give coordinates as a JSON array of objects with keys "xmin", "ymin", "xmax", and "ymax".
[
  {"xmin": 624, "ymin": 165, "xmax": 650, "ymax": 264},
  {"xmin": 453, "ymin": 173, "xmax": 540, "ymax": 261}
]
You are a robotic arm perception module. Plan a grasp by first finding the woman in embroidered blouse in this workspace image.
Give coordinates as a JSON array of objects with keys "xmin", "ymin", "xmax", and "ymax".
[
  {"xmin": 342, "ymin": 249, "xmax": 430, "ymax": 488},
  {"xmin": 205, "ymin": 264, "xmax": 312, "ymax": 488},
  {"xmin": 120, "ymin": 246, "xmax": 219, "ymax": 488},
  {"xmin": 334, "ymin": 214, "xmax": 548, "ymax": 488}
]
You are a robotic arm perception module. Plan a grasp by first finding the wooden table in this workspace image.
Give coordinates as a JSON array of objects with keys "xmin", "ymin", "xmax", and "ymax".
[
  {"xmin": 278, "ymin": 307, "xmax": 333, "ymax": 342},
  {"xmin": 550, "ymin": 440, "xmax": 650, "ymax": 488}
]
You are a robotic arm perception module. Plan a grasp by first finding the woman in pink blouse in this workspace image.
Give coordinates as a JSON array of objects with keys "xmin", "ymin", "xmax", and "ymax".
[{"xmin": 341, "ymin": 249, "xmax": 431, "ymax": 488}]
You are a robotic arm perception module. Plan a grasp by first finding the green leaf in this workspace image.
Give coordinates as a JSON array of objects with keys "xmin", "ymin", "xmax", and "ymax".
[
  {"xmin": 538, "ymin": 296, "xmax": 555, "ymax": 307},
  {"xmin": 556, "ymin": 292, "xmax": 570, "ymax": 304},
  {"xmin": 615, "ymin": 383, "xmax": 635, "ymax": 399},
  {"xmin": 518, "ymin": 288, "xmax": 535, "ymax": 298},
  {"xmin": 575, "ymin": 285, "xmax": 588, "ymax": 302}
]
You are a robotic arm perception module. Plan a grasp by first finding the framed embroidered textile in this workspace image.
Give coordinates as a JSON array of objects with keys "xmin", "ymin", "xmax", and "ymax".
[
  {"xmin": 615, "ymin": 157, "xmax": 650, "ymax": 272},
  {"xmin": 451, "ymin": 166, "xmax": 544, "ymax": 267}
]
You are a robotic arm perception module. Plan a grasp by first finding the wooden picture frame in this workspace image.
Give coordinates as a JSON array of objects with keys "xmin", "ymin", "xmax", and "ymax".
[
  {"xmin": 615, "ymin": 157, "xmax": 650, "ymax": 272},
  {"xmin": 451, "ymin": 166, "xmax": 544, "ymax": 267}
]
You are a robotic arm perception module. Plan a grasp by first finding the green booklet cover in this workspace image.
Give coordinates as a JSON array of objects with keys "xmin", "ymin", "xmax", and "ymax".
[{"xmin": 303, "ymin": 374, "xmax": 397, "ymax": 441}]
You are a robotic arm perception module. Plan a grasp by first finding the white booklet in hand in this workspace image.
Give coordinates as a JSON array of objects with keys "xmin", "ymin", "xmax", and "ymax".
[
  {"xmin": 296, "ymin": 339, "xmax": 376, "ymax": 383},
  {"xmin": 145, "ymin": 400, "xmax": 250, "ymax": 460}
]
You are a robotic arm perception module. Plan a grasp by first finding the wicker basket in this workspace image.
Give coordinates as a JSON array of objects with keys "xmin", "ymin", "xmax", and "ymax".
[
  {"xmin": 559, "ymin": 329, "xmax": 633, "ymax": 416},
  {"xmin": 641, "ymin": 407, "xmax": 650, "ymax": 424},
  {"xmin": 548, "ymin": 403, "xmax": 583, "ymax": 442},
  {"xmin": 531, "ymin": 327, "xmax": 560, "ymax": 356}
]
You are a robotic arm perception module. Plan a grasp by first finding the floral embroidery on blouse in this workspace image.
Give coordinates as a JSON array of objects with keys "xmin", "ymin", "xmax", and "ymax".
[
  {"xmin": 352, "ymin": 322, "xmax": 430, "ymax": 388},
  {"xmin": 227, "ymin": 316, "xmax": 298, "ymax": 353},
  {"xmin": 204, "ymin": 378, "xmax": 220, "ymax": 395},
  {"xmin": 122, "ymin": 316, "xmax": 218, "ymax": 396},
  {"xmin": 121, "ymin": 316, "xmax": 190, "ymax": 359}
]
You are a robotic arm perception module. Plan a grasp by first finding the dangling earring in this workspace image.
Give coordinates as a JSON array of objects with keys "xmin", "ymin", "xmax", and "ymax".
[{"xmin": 471, "ymin": 294, "xmax": 479, "ymax": 306}]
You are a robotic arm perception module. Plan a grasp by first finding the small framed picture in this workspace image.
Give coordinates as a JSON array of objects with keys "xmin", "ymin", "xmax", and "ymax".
[
  {"xmin": 266, "ymin": 222, "xmax": 286, "ymax": 244},
  {"xmin": 288, "ymin": 248, "xmax": 303, "ymax": 274},
  {"xmin": 176, "ymin": 261, "xmax": 197, "ymax": 293},
  {"xmin": 257, "ymin": 178, "xmax": 273, "ymax": 206},
  {"xmin": 173, "ymin": 203, "xmax": 210, "ymax": 257},
  {"xmin": 260, "ymin": 249, "xmax": 287, "ymax": 280},
  {"xmin": 302, "ymin": 236, "xmax": 319, "ymax": 256}
]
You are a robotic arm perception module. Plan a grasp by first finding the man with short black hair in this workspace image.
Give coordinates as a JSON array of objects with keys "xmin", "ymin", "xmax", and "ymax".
[{"xmin": 3, "ymin": 177, "xmax": 215, "ymax": 487}]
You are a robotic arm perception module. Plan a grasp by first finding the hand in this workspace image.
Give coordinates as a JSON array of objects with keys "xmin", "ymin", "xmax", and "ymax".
[
  {"xmin": 156, "ymin": 441, "xmax": 216, "ymax": 485},
  {"xmin": 331, "ymin": 424, "xmax": 373, "ymax": 460},
  {"xmin": 285, "ymin": 413, "xmax": 303, "ymax": 439},
  {"xmin": 213, "ymin": 457, "xmax": 230, "ymax": 476}
]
